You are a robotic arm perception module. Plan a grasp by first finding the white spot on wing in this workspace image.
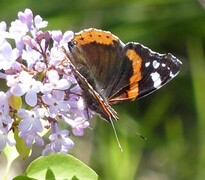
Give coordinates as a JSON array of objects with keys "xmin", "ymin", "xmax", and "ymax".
[
  {"xmin": 145, "ymin": 62, "xmax": 150, "ymax": 67},
  {"xmin": 162, "ymin": 63, "xmax": 166, "ymax": 67},
  {"xmin": 170, "ymin": 71, "xmax": 175, "ymax": 78},
  {"xmin": 152, "ymin": 60, "xmax": 160, "ymax": 69},
  {"xmin": 150, "ymin": 72, "xmax": 162, "ymax": 88}
]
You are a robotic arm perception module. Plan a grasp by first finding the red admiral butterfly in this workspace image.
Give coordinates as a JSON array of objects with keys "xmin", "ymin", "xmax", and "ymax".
[{"xmin": 65, "ymin": 28, "xmax": 182, "ymax": 124}]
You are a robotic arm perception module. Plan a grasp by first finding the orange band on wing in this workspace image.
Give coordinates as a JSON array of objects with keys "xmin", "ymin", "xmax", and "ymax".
[{"xmin": 125, "ymin": 49, "xmax": 142, "ymax": 98}]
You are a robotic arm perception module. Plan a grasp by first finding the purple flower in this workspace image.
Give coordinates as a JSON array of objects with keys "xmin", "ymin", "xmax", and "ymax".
[
  {"xmin": 18, "ymin": 107, "xmax": 45, "ymax": 132},
  {"xmin": 0, "ymin": 91, "xmax": 13, "ymax": 133},
  {"xmin": 0, "ymin": 91, "xmax": 10, "ymax": 115},
  {"xmin": 9, "ymin": 18, "xmax": 29, "ymax": 54},
  {"xmin": 61, "ymin": 96, "xmax": 90, "ymax": 136},
  {"xmin": 9, "ymin": 8, "xmax": 48, "ymax": 55},
  {"xmin": 0, "ymin": 129, "xmax": 16, "ymax": 150},
  {"xmin": 34, "ymin": 61, "xmax": 46, "ymax": 72},
  {"xmin": 22, "ymin": 41, "xmax": 42, "ymax": 69},
  {"xmin": 52, "ymin": 30, "xmax": 63, "ymax": 44},
  {"xmin": 42, "ymin": 90, "xmax": 70, "ymax": 118},
  {"xmin": 34, "ymin": 15, "xmax": 48, "ymax": 30},
  {"xmin": 0, "ymin": 21, "xmax": 12, "ymax": 40},
  {"xmin": 63, "ymin": 114, "xmax": 90, "ymax": 136},
  {"xmin": 17, "ymin": 8, "xmax": 48, "ymax": 38},
  {"xmin": 0, "ymin": 111, "xmax": 13, "ymax": 131},
  {"xmin": 0, "ymin": 40, "xmax": 19, "ymax": 70},
  {"xmin": 52, "ymin": 30, "xmax": 73, "ymax": 47},
  {"xmin": 71, "ymin": 117, "xmax": 90, "ymax": 136},
  {"xmin": 9, "ymin": 19, "xmax": 28, "ymax": 37},
  {"xmin": 18, "ymin": 8, "xmax": 33, "ymax": 29},
  {"xmin": 19, "ymin": 130, "xmax": 44, "ymax": 147},
  {"xmin": 0, "ymin": 21, "xmax": 7, "ymax": 32},
  {"xmin": 10, "ymin": 71, "xmax": 43, "ymax": 106},
  {"xmin": 42, "ymin": 123, "xmax": 74, "ymax": 155},
  {"xmin": 0, "ymin": 91, "xmax": 14, "ymax": 144},
  {"xmin": 0, "ymin": 92, "xmax": 16, "ymax": 150},
  {"xmin": 41, "ymin": 70, "xmax": 71, "ymax": 94},
  {"xmin": 0, "ymin": 8, "xmax": 91, "ymax": 155},
  {"xmin": 18, "ymin": 107, "xmax": 45, "ymax": 146},
  {"xmin": 48, "ymin": 46, "xmax": 66, "ymax": 66},
  {"xmin": 6, "ymin": 74, "xmax": 19, "ymax": 87}
]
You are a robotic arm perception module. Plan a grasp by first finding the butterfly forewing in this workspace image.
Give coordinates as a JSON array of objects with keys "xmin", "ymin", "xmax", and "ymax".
[{"xmin": 69, "ymin": 29, "xmax": 136, "ymax": 99}]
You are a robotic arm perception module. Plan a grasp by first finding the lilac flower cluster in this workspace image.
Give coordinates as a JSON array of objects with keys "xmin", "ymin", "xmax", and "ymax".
[{"xmin": 0, "ymin": 9, "xmax": 91, "ymax": 155}]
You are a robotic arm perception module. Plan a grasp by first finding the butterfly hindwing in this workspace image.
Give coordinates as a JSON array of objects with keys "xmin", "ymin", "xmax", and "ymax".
[{"xmin": 108, "ymin": 42, "xmax": 181, "ymax": 104}]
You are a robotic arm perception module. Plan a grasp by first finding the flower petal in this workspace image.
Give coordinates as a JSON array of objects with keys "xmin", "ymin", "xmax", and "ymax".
[{"xmin": 25, "ymin": 90, "xmax": 37, "ymax": 106}]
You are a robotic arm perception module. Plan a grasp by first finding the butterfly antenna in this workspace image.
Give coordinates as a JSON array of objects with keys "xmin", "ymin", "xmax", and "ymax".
[
  {"xmin": 118, "ymin": 119, "xmax": 146, "ymax": 140},
  {"xmin": 136, "ymin": 132, "xmax": 146, "ymax": 141},
  {"xmin": 110, "ymin": 118, "xmax": 123, "ymax": 152}
]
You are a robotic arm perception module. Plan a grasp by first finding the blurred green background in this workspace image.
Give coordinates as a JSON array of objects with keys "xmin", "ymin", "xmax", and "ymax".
[{"xmin": 0, "ymin": 0, "xmax": 205, "ymax": 179}]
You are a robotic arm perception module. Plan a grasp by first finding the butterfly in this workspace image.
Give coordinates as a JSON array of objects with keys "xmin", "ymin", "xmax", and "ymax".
[{"xmin": 64, "ymin": 28, "xmax": 181, "ymax": 124}]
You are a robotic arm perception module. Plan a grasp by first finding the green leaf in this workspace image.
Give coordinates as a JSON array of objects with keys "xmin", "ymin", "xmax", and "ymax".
[
  {"xmin": 8, "ymin": 95, "xmax": 22, "ymax": 110},
  {"xmin": 13, "ymin": 175, "xmax": 37, "ymax": 180},
  {"xmin": 14, "ymin": 126, "xmax": 31, "ymax": 159},
  {"xmin": 45, "ymin": 168, "xmax": 55, "ymax": 180},
  {"xmin": 25, "ymin": 153, "xmax": 99, "ymax": 180}
]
